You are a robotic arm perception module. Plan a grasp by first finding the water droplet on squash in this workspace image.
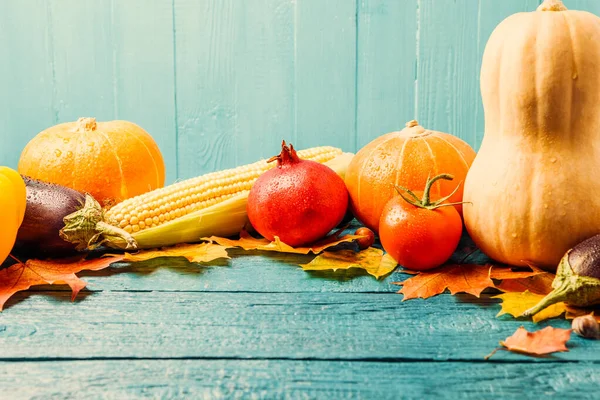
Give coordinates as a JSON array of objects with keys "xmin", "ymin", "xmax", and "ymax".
[{"xmin": 54, "ymin": 149, "xmax": 62, "ymax": 157}]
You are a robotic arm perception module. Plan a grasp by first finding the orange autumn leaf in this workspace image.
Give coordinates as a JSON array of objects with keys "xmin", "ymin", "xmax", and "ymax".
[
  {"xmin": 0, "ymin": 256, "xmax": 124, "ymax": 311},
  {"xmin": 116, "ymin": 242, "xmax": 230, "ymax": 264},
  {"xmin": 299, "ymin": 248, "xmax": 397, "ymax": 279},
  {"xmin": 394, "ymin": 264, "xmax": 493, "ymax": 300},
  {"xmin": 565, "ymin": 306, "xmax": 600, "ymax": 323},
  {"xmin": 489, "ymin": 264, "xmax": 546, "ymax": 280},
  {"xmin": 486, "ymin": 326, "xmax": 572, "ymax": 359},
  {"xmin": 203, "ymin": 230, "xmax": 363, "ymax": 255},
  {"xmin": 494, "ymin": 291, "xmax": 567, "ymax": 323},
  {"xmin": 495, "ymin": 272, "xmax": 555, "ymax": 295}
]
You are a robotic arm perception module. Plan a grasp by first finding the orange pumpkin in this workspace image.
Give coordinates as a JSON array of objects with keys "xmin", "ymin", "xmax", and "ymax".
[
  {"xmin": 18, "ymin": 117, "xmax": 165, "ymax": 207},
  {"xmin": 345, "ymin": 120, "xmax": 476, "ymax": 232}
]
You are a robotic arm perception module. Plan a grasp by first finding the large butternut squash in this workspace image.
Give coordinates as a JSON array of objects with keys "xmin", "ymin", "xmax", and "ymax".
[{"xmin": 463, "ymin": 0, "xmax": 600, "ymax": 270}]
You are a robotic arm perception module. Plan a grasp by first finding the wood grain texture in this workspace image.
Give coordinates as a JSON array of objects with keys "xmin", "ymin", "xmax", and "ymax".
[
  {"xmin": 415, "ymin": 0, "xmax": 480, "ymax": 147},
  {"xmin": 294, "ymin": 0, "xmax": 357, "ymax": 152},
  {"xmin": 356, "ymin": 0, "xmax": 418, "ymax": 150},
  {"xmin": 0, "ymin": 359, "xmax": 597, "ymax": 400},
  {"xmin": 111, "ymin": 0, "xmax": 178, "ymax": 183},
  {"xmin": 474, "ymin": 0, "xmax": 541, "ymax": 150},
  {"xmin": 174, "ymin": 0, "xmax": 295, "ymax": 179},
  {"xmin": 0, "ymin": 291, "xmax": 591, "ymax": 362},
  {"xmin": 0, "ymin": 0, "xmax": 56, "ymax": 168}
]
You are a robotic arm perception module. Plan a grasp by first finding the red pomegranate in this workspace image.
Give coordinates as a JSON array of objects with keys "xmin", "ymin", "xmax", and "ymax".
[{"xmin": 247, "ymin": 141, "xmax": 348, "ymax": 247}]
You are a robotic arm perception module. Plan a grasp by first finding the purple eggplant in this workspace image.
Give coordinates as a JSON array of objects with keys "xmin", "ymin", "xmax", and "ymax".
[{"xmin": 14, "ymin": 177, "xmax": 89, "ymax": 257}]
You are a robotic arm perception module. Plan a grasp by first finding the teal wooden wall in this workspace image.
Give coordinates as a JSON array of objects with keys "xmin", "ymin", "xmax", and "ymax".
[{"xmin": 1, "ymin": 0, "xmax": 599, "ymax": 183}]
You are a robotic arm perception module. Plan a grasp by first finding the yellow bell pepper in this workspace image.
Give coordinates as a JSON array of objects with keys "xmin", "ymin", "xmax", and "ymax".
[{"xmin": 0, "ymin": 167, "xmax": 26, "ymax": 264}]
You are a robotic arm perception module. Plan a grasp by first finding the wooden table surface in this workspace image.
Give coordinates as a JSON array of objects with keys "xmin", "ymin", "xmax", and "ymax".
[{"xmin": 1, "ymin": 228, "xmax": 598, "ymax": 400}]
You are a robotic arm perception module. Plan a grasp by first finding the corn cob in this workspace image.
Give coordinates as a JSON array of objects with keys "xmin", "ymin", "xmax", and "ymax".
[{"xmin": 60, "ymin": 146, "xmax": 354, "ymax": 250}]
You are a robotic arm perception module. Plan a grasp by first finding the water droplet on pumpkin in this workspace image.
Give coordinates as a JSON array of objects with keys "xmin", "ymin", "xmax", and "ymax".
[
  {"xmin": 511, "ymin": 233, "xmax": 518, "ymax": 238},
  {"xmin": 550, "ymin": 157, "xmax": 557, "ymax": 163},
  {"xmin": 63, "ymin": 138, "xmax": 69, "ymax": 144},
  {"xmin": 66, "ymin": 151, "xmax": 73, "ymax": 158},
  {"xmin": 544, "ymin": 204, "xmax": 549, "ymax": 209},
  {"xmin": 54, "ymin": 149, "xmax": 62, "ymax": 157},
  {"xmin": 87, "ymin": 141, "xmax": 95, "ymax": 147}
]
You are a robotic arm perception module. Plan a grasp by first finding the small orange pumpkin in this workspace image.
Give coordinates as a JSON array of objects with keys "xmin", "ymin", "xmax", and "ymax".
[
  {"xmin": 18, "ymin": 117, "xmax": 165, "ymax": 207},
  {"xmin": 345, "ymin": 120, "xmax": 476, "ymax": 232}
]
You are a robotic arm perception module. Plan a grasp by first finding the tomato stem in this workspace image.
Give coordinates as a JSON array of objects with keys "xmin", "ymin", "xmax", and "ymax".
[{"xmin": 395, "ymin": 173, "xmax": 465, "ymax": 210}]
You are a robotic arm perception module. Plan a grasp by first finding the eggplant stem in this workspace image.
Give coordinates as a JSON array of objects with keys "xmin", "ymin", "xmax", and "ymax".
[{"xmin": 521, "ymin": 282, "xmax": 571, "ymax": 317}]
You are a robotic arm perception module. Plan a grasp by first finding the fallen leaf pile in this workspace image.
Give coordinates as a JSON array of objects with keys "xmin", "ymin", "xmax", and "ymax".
[
  {"xmin": 394, "ymin": 263, "xmax": 545, "ymax": 301},
  {"xmin": 486, "ymin": 326, "xmax": 572, "ymax": 359}
]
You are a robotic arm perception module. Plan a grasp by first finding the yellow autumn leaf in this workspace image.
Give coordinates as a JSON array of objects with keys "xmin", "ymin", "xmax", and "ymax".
[
  {"xmin": 494, "ymin": 291, "xmax": 567, "ymax": 323},
  {"xmin": 114, "ymin": 242, "xmax": 231, "ymax": 264},
  {"xmin": 299, "ymin": 248, "xmax": 397, "ymax": 279},
  {"xmin": 203, "ymin": 230, "xmax": 363, "ymax": 255}
]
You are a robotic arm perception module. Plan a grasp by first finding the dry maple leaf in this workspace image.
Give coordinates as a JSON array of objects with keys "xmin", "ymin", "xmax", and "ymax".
[
  {"xmin": 299, "ymin": 248, "xmax": 397, "ymax": 279},
  {"xmin": 394, "ymin": 264, "xmax": 493, "ymax": 300},
  {"xmin": 0, "ymin": 256, "xmax": 124, "ymax": 311},
  {"xmin": 114, "ymin": 242, "xmax": 230, "ymax": 264},
  {"xmin": 489, "ymin": 264, "xmax": 546, "ymax": 280},
  {"xmin": 486, "ymin": 326, "xmax": 572, "ymax": 359},
  {"xmin": 202, "ymin": 230, "xmax": 363, "ymax": 255},
  {"xmin": 494, "ymin": 291, "xmax": 567, "ymax": 323},
  {"xmin": 565, "ymin": 306, "xmax": 600, "ymax": 323},
  {"xmin": 494, "ymin": 272, "xmax": 555, "ymax": 295}
]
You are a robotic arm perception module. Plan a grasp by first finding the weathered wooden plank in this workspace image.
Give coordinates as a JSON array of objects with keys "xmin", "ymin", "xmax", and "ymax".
[
  {"xmin": 0, "ymin": 359, "xmax": 597, "ymax": 400},
  {"xmin": 47, "ymin": 0, "xmax": 115, "ymax": 122},
  {"xmin": 174, "ymin": 0, "xmax": 295, "ymax": 180},
  {"xmin": 567, "ymin": 0, "xmax": 600, "ymax": 14},
  {"xmin": 0, "ymin": 291, "xmax": 590, "ymax": 362},
  {"xmin": 0, "ymin": 0, "xmax": 56, "ymax": 169},
  {"xmin": 415, "ymin": 0, "xmax": 481, "ymax": 148},
  {"xmin": 294, "ymin": 0, "xmax": 357, "ymax": 152},
  {"xmin": 110, "ymin": 0, "xmax": 178, "ymax": 183},
  {"xmin": 474, "ymin": 0, "xmax": 541, "ymax": 149},
  {"xmin": 356, "ymin": 0, "xmax": 418, "ymax": 150}
]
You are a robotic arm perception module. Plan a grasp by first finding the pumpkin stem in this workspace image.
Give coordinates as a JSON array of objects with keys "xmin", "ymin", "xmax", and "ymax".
[
  {"xmin": 395, "ymin": 174, "xmax": 465, "ymax": 211},
  {"xmin": 405, "ymin": 120, "xmax": 420, "ymax": 128},
  {"xmin": 76, "ymin": 117, "xmax": 97, "ymax": 132},
  {"xmin": 60, "ymin": 194, "xmax": 137, "ymax": 251},
  {"xmin": 537, "ymin": 0, "xmax": 567, "ymax": 12}
]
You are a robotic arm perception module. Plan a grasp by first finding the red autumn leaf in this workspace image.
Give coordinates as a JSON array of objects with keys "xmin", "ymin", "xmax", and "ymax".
[
  {"xmin": 494, "ymin": 272, "xmax": 555, "ymax": 295},
  {"xmin": 486, "ymin": 326, "xmax": 572, "ymax": 359},
  {"xmin": 0, "ymin": 255, "xmax": 124, "ymax": 311},
  {"xmin": 394, "ymin": 264, "xmax": 494, "ymax": 300}
]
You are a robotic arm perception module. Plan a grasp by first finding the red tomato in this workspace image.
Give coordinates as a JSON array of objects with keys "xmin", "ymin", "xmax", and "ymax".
[{"xmin": 379, "ymin": 190, "xmax": 462, "ymax": 271}]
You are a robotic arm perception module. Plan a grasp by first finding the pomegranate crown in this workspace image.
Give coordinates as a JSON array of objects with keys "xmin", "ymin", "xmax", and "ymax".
[{"xmin": 267, "ymin": 140, "xmax": 301, "ymax": 167}]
